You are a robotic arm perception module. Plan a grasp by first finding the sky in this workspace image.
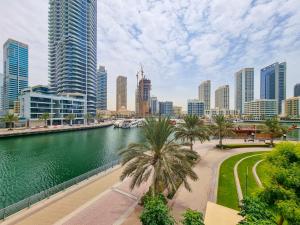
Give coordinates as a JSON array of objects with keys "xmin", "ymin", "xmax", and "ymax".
[{"xmin": 0, "ymin": 0, "xmax": 300, "ymax": 111}]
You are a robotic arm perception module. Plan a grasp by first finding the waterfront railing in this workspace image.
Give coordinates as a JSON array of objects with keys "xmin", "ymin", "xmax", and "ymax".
[{"xmin": 0, "ymin": 159, "xmax": 121, "ymax": 220}]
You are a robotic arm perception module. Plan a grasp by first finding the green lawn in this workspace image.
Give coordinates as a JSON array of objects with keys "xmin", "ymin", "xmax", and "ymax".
[
  {"xmin": 217, "ymin": 151, "xmax": 266, "ymax": 210},
  {"xmin": 256, "ymin": 159, "xmax": 270, "ymax": 186},
  {"xmin": 237, "ymin": 153, "xmax": 267, "ymax": 197}
]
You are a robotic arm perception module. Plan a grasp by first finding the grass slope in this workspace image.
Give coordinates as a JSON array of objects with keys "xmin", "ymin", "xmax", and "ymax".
[
  {"xmin": 237, "ymin": 153, "xmax": 267, "ymax": 197},
  {"xmin": 217, "ymin": 152, "xmax": 266, "ymax": 210}
]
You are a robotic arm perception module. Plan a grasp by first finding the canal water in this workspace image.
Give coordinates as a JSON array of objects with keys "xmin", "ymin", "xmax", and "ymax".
[{"xmin": 0, "ymin": 126, "xmax": 143, "ymax": 207}]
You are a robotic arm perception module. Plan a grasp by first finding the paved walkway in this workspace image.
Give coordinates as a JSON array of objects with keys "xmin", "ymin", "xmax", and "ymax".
[
  {"xmin": 2, "ymin": 139, "xmax": 271, "ymax": 225},
  {"xmin": 122, "ymin": 139, "xmax": 271, "ymax": 223}
]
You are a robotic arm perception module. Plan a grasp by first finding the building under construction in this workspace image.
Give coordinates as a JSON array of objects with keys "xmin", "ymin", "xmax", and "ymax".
[{"xmin": 135, "ymin": 66, "xmax": 151, "ymax": 117}]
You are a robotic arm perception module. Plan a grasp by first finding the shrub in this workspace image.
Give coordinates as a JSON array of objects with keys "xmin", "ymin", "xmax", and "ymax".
[
  {"xmin": 140, "ymin": 191, "xmax": 167, "ymax": 206},
  {"xmin": 182, "ymin": 209, "xmax": 204, "ymax": 225},
  {"xmin": 140, "ymin": 195, "xmax": 175, "ymax": 225}
]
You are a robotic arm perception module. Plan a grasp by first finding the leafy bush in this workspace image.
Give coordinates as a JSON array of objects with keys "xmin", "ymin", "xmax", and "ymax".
[
  {"xmin": 140, "ymin": 195, "xmax": 175, "ymax": 225},
  {"xmin": 182, "ymin": 209, "xmax": 204, "ymax": 225},
  {"xmin": 140, "ymin": 191, "xmax": 167, "ymax": 206},
  {"xmin": 239, "ymin": 196, "xmax": 276, "ymax": 225}
]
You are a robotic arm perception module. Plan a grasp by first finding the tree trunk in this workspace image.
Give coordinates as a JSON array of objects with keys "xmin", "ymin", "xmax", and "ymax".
[
  {"xmin": 190, "ymin": 137, "xmax": 193, "ymax": 151},
  {"xmin": 278, "ymin": 215, "xmax": 284, "ymax": 225},
  {"xmin": 270, "ymin": 135, "xmax": 274, "ymax": 147}
]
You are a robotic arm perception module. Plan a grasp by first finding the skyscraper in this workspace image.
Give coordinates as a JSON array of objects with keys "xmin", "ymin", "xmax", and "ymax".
[
  {"xmin": 215, "ymin": 85, "xmax": 229, "ymax": 109},
  {"xmin": 198, "ymin": 80, "xmax": 211, "ymax": 110},
  {"xmin": 294, "ymin": 83, "xmax": 300, "ymax": 97},
  {"xmin": 187, "ymin": 99, "xmax": 204, "ymax": 117},
  {"xmin": 260, "ymin": 62, "xmax": 286, "ymax": 114},
  {"xmin": 96, "ymin": 66, "xmax": 107, "ymax": 110},
  {"xmin": 0, "ymin": 73, "xmax": 3, "ymax": 114},
  {"xmin": 48, "ymin": 0, "xmax": 97, "ymax": 114},
  {"xmin": 150, "ymin": 96, "xmax": 159, "ymax": 115},
  {"xmin": 116, "ymin": 76, "xmax": 127, "ymax": 111},
  {"xmin": 136, "ymin": 67, "xmax": 151, "ymax": 117},
  {"xmin": 235, "ymin": 68, "xmax": 254, "ymax": 114},
  {"xmin": 3, "ymin": 39, "xmax": 28, "ymax": 111}
]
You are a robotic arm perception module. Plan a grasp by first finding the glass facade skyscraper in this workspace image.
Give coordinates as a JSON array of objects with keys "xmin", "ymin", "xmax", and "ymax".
[
  {"xmin": 260, "ymin": 62, "xmax": 286, "ymax": 114},
  {"xmin": 48, "ymin": 0, "xmax": 97, "ymax": 114},
  {"xmin": 294, "ymin": 83, "xmax": 300, "ymax": 97},
  {"xmin": 3, "ymin": 39, "xmax": 28, "ymax": 111},
  {"xmin": 0, "ymin": 73, "xmax": 3, "ymax": 114},
  {"xmin": 96, "ymin": 66, "xmax": 107, "ymax": 110}
]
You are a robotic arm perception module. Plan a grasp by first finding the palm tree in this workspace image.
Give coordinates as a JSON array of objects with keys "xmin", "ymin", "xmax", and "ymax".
[
  {"xmin": 2, "ymin": 113, "xmax": 18, "ymax": 130},
  {"xmin": 65, "ymin": 114, "xmax": 75, "ymax": 126},
  {"xmin": 120, "ymin": 117, "xmax": 199, "ymax": 196},
  {"xmin": 84, "ymin": 113, "xmax": 94, "ymax": 125},
  {"xmin": 96, "ymin": 113, "xmax": 103, "ymax": 123},
  {"xmin": 39, "ymin": 112, "xmax": 50, "ymax": 128},
  {"xmin": 264, "ymin": 117, "xmax": 285, "ymax": 146},
  {"xmin": 211, "ymin": 115, "xmax": 235, "ymax": 149},
  {"xmin": 175, "ymin": 114, "xmax": 210, "ymax": 150}
]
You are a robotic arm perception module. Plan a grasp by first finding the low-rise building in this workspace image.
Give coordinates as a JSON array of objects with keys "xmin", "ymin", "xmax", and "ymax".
[
  {"xmin": 159, "ymin": 101, "xmax": 173, "ymax": 117},
  {"xmin": 173, "ymin": 105, "xmax": 183, "ymax": 117},
  {"xmin": 19, "ymin": 85, "xmax": 86, "ymax": 126},
  {"xmin": 205, "ymin": 108, "xmax": 240, "ymax": 118},
  {"xmin": 284, "ymin": 97, "xmax": 300, "ymax": 118},
  {"xmin": 244, "ymin": 99, "xmax": 278, "ymax": 120},
  {"xmin": 187, "ymin": 99, "xmax": 204, "ymax": 117}
]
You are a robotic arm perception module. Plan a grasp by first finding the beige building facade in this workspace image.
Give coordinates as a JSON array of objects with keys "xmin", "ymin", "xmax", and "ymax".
[
  {"xmin": 116, "ymin": 76, "xmax": 127, "ymax": 112},
  {"xmin": 215, "ymin": 85, "xmax": 229, "ymax": 109},
  {"xmin": 198, "ymin": 80, "xmax": 211, "ymax": 110}
]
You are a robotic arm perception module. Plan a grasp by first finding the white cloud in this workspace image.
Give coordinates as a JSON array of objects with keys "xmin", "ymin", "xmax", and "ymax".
[{"xmin": 0, "ymin": 0, "xmax": 299, "ymax": 110}]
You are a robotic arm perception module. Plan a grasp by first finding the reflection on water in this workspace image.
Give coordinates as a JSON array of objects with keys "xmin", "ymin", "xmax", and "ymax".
[{"xmin": 0, "ymin": 126, "xmax": 143, "ymax": 206}]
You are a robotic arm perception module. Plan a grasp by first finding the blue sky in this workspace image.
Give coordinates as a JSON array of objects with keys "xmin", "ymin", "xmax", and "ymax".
[{"xmin": 0, "ymin": 0, "xmax": 300, "ymax": 110}]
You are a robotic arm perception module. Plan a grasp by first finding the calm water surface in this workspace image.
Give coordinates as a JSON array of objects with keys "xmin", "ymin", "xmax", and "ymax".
[{"xmin": 0, "ymin": 126, "xmax": 143, "ymax": 206}]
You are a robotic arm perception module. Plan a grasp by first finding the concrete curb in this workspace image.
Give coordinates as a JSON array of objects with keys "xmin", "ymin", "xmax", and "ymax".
[
  {"xmin": 234, "ymin": 154, "xmax": 263, "ymax": 202},
  {"xmin": 252, "ymin": 160, "xmax": 264, "ymax": 187}
]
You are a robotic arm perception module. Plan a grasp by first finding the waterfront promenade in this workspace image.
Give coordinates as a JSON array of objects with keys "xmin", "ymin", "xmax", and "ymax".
[
  {"xmin": 1, "ymin": 139, "xmax": 272, "ymax": 225},
  {"xmin": 0, "ymin": 121, "xmax": 113, "ymax": 138}
]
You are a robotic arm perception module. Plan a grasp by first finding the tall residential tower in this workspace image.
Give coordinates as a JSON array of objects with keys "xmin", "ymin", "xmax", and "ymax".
[
  {"xmin": 235, "ymin": 68, "xmax": 254, "ymax": 114},
  {"xmin": 198, "ymin": 80, "xmax": 211, "ymax": 110},
  {"xmin": 96, "ymin": 66, "xmax": 107, "ymax": 110},
  {"xmin": 48, "ymin": 0, "xmax": 97, "ymax": 114},
  {"xmin": 116, "ymin": 76, "xmax": 127, "ymax": 111},
  {"xmin": 215, "ymin": 85, "xmax": 229, "ymax": 109},
  {"xmin": 260, "ymin": 62, "xmax": 286, "ymax": 114},
  {"xmin": 3, "ymin": 39, "xmax": 28, "ymax": 111}
]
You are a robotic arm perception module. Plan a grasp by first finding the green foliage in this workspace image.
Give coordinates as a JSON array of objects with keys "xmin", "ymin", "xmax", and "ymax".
[
  {"xmin": 239, "ymin": 196, "xmax": 276, "ymax": 225},
  {"xmin": 258, "ymin": 142, "xmax": 300, "ymax": 225},
  {"xmin": 2, "ymin": 113, "xmax": 18, "ymax": 130},
  {"xmin": 181, "ymin": 209, "xmax": 204, "ymax": 225},
  {"xmin": 217, "ymin": 152, "xmax": 266, "ymax": 209},
  {"xmin": 39, "ymin": 112, "xmax": 50, "ymax": 127},
  {"xmin": 120, "ymin": 117, "xmax": 199, "ymax": 196},
  {"xmin": 140, "ymin": 195, "xmax": 175, "ymax": 225},
  {"xmin": 140, "ymin": 192, "xmax": 167, "ymax": 206},
  {"xmin": 264, "ymin": 118, "xmax": 286, "ymax": 146},
  {"xmin": 175, "ymin": 114, "xmax": 210, "ymax": 150},
  {"xmin": 211, "ymin": 115, "xmax": 235, "ymax": 148},
  {"xmin": 65, "ymin": 114, "xmax": 75, "ymax": 125}
]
